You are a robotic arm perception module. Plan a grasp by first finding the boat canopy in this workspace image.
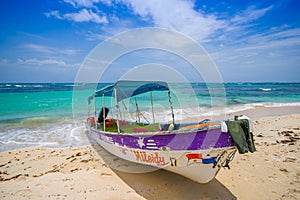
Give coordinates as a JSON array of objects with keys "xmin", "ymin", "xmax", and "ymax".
[{"xmin": 93, "ymin": 80, "xmax": 170, "ymax": 102}]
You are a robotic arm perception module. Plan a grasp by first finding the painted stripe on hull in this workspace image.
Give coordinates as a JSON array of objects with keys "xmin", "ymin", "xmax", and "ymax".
[{"xmin": 90, "ymin": 128, "xmax": 234, "ymax": 151}]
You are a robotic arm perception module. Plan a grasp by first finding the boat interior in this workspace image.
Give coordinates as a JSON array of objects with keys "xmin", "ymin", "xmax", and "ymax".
[{"xmin": 87, "ymin": 107, "xmax": 221, "ymax": 133}]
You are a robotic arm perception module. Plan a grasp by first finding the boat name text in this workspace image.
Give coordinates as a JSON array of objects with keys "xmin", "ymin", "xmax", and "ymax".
[{"xmin": 133, "ymin": 151, "xmax": 168, "ymax": 166}]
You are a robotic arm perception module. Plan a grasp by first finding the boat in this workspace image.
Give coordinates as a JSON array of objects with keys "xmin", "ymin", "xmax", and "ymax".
[{"xmin": 86, "ymin": 80, "xmax": 255, "ymax": 183}]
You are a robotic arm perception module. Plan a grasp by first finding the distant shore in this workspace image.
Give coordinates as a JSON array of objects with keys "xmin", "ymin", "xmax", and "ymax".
[{"xmin": 0, "ymin": 111, "xmax": 299, "ymax": 199}]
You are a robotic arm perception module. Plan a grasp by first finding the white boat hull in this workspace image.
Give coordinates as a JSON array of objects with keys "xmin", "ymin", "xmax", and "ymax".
[{"xmin": 87, "ymin": 128, "xmax": 236, "ymax": 183}]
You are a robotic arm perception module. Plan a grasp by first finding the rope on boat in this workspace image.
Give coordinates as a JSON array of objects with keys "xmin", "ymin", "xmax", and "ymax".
[
  {"xmin": 213, "ymin": 149, "xmax": 237, "ymax": 169},
  {"xmin": 223, "ymin": 150, "xmax": 237, "ymax": 169},
  {"xmin": 122, "ymin": 100, "xmax": 127, "ymax": 112},
  {"xmin": 168, "ymin": 90, "xmax": 175, "ymax": 125},
  {"xmin": 213, "ymin": 151, "xmax": 226, "ymax": 169}
]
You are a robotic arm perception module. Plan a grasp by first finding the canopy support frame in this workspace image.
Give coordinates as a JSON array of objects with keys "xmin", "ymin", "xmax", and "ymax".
[
  {"xmin": 114, "ymin": 87, "xmax": 121, "ymax": 134},
  {"xmin": 102, "ymin": 93, "xmax": 106, "ymax": 132},
  {"xmin": 150, "ymin": 90, "xmax": 155, "ymax": 123},
  {"xmin": 135, "ymin": 97, "xmax": 140, "ymax": 123}
]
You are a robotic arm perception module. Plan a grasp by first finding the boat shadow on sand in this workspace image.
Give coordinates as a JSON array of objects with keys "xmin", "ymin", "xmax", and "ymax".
[{"xmin": 86, "ymin": 131, "xmax": 236, "ymax": 200}]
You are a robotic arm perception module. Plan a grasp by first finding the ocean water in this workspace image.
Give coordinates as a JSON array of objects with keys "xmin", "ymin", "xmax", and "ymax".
[{"xmin": 0, "ymin": 82, "xmax": 299, "ymax": 151}]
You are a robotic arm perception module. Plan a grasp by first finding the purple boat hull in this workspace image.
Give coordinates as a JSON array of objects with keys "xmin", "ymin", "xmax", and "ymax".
[{"xmin": 90, "ymin": 128, "xmax": 234, "ymax": 151}]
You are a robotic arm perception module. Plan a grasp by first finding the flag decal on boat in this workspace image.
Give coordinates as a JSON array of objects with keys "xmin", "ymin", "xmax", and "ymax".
[
  {"xmin": 186, "ymin": 153, "xmax": 202, "ymax": 165},
  {"xmin": 202, "ymin": 157, "xmax": 217, "ymax": 164},
  {"xmin": 186, "ymin": 153, "xmax": 216, "ymax": 165}
]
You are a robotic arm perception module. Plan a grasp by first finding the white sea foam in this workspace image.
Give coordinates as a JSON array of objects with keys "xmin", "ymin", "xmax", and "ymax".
[
  {"xmin": 263, "ymin": 102, "xmax": 300, "ymax": 107},
  {"xmin": 64, "ymin": 84, "xmax": 84, "ymax": 87},
  {"xmin": 199, "ymin": 107, "xmax": 237, "ymax": 117},
  {"xmin": 11, "ymin": 84, "xmax": 44, "ymax": 88},
  {"xmin": 0, "ymin": 118, "xmax": 91, "ymax": 152},
  {"xmin": 70, "ymin": 127, "xmax": 81, "ymax": 141},
  {"xmin": 259, "ymin": 88, "xmax": 272, "ymax": 91},
  {"xmin": 32, "ymin": 84, "xmax": 44, "ymax": 88},
  {"xmin": 1, "ymin": 140, "xmax": 59, "ymax": 146}
]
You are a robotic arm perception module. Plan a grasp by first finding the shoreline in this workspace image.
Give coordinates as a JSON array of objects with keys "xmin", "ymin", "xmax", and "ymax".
[
  {"xmin": 1, "ymin": 104, "xmax": 299, "ymax": 153},
  {"xmin": 0, "ymin": 112, "xmax": 299, "ymax": 199},
  {"xmin": 227, "ymin": 105, "xmax": 300, "ymax": 119}
]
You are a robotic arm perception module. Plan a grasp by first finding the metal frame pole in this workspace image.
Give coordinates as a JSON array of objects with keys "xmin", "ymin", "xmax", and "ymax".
[
  {"xmin": 94, "ymin": 95, "xmax": 97, "ymax": 128},
  {"xmin": 88, "ymin": 97, "xmax": 91, "ymax": 118},
  {"xmin": 135, "ymin": 97, "xmax": 140, "ymax": 123},
  {"xmin": 150, "ymin": 90, "xmax": 155, "ymax": 123},
  {"xmin": 102, "ymin": 93, "xmax": 106, "ymax": 131},
  {"xmin": 114, "ymin": 88, "xmax": 121, "ymax": 134}
]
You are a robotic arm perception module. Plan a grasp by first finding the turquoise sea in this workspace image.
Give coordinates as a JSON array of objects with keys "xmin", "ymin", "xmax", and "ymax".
[{"xmin": 0, "ymin": 82, "xmax": 299, "ymax": 151}]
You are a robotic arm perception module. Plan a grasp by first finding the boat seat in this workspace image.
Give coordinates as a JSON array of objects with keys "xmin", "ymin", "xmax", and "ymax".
[{"xmin": 120, "ymin": 123, "xmax": 160, "ymax": 133}]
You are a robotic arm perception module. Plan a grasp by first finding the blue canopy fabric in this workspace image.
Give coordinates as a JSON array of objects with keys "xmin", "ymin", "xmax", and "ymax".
[{"xmin": 93, "ymin": 80, "xmax": 170, "ymax": 102}]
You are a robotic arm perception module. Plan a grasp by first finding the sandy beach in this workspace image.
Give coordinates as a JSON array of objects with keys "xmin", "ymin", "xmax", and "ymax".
[
  {"xmin": 1, "ymin": 0, "xmax": 299, "ymax": 199},
  {"xmin": 0, "ymin": 113, "xmax": 299, "ymax": 200}
]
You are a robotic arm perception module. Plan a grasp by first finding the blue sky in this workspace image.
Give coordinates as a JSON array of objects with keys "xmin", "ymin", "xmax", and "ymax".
[{"xmin": 0, "ymin": 0, "xmax": 299, "ymax": 82}]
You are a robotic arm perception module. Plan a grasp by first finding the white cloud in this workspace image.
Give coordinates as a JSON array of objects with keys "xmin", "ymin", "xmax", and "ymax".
[
  {"xmin": 259, "ymin": 27, "xmax": 300, "ymax": 43},
  {"xmin": 215, "ymin": 5, "xmax": 274, "ymax": 44},
  {"xmin": 208, "ymin": 25, "xmax": 300, "ymax": 81},
  {"xmin": 18, "ymin": 58, "xmax": 66, "ymax": 66},
  {"xmin": 231, "ymin": 6, "xmax": 273, "ymax": 25},
  {"xmin": 63, "ymin": 0, "xmax": 112, "ymax": 7},
  {"xmin": 64, "ymin": 9, "xmax": 108, "ymax": 23},
  {"xmin": 85, "ymin": 16, "xmax": 141, "ymax": 41},
  {"xmin": 23, "ymin": 44, "xmax": 79, "ymax": 56},
  {"xmin": 18, "ymin": 58, "xmax": 79, "ymax": 68},
  {"xmin": 85, "ymin": 31, "xmax": 108, "ymax": 41},
  {"xmin": 45, "ymin": 1, "xmax": 279, "ymax": 47},
  {"xmin": 23, "ymin": 44, "xmax": 53, "ymax": 54},
  {"xmin": 44, "ymin": 10, "xmax": 63, "ymax": 19},
  {"xmin": 100, "ymin": 0, "xmax": 113, "ymax": 6},
  {"xmin": 111, "ymin": 1, "xmax": 279, "ymax": 48},
  {"xmin": 63, "ymin": 0, "xmax": 97, "ymax": 7},
  {"xmin": 45, "ymin": 8, "xmax": 108, "ymax": 24},
  {"xmin": 118, "ymin": 0, "xmax": 225, "ymax": 42},
  {"xmin": 234, "ymin": 27, "xmax": 300, "ymax": 52}
]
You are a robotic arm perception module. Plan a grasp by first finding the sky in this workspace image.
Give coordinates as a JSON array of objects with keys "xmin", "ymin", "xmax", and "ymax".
[{"xmin": 0, "ymin": 0, "xmax": 299, "ymax": 83}]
